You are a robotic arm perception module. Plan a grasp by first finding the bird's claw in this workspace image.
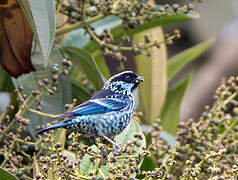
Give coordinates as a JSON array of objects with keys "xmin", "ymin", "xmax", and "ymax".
[{"xmin": 100, "ymin": 147, "xmax": 107, "ymax": 157}]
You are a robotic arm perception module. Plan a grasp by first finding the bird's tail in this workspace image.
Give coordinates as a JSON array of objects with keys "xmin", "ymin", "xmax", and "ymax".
[{"xmin": 36, "ymin": 121, "xmax": 71, "ymax": 134}]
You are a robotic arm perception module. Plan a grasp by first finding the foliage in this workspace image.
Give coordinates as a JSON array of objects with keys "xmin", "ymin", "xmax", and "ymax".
[
  {"xmin": 160, "ymin": 72, "xmax": 193, "ymax": 136},
  {"xmin": 1, "ymin": 0, "xmax": 236, "ymax": 179},
  {"xmin": 0, "ymin": 167, "xmax": 18, "ymax": 180},
  {"xmin": 1, "ymin": 77, "xmax": 238, "ymax": 180}
]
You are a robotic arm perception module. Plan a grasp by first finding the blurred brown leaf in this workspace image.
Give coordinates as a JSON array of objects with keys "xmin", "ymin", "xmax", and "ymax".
[{"xmin": 0, "ymin": 1, "xmax": 35, "ymax": 78}]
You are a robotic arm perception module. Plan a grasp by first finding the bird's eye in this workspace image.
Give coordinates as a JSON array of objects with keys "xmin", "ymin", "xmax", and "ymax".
[{"xmin": 125, "ymin": 75, "xmax": 132, "ymax": 82}]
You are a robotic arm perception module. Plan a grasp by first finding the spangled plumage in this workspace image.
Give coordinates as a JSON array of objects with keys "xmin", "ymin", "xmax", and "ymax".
[{"xmin": 36, "ymin": 71, "xmax": 144, "ymax": 148}]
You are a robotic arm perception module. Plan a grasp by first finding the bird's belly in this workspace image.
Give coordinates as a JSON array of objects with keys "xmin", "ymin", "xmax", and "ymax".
[
  {"xmin": 66, "ymin": 109, "xmax": 133, "ymax": 137},
  {"xmin": 100, "ymin": 110, "xmax": 133, "ymax": 136}
]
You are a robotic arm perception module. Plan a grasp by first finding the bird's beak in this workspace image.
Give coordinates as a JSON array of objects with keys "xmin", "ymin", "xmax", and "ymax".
[{"xmin": 135, "ymin": 76, "xmax": 144, "ymax": 83}]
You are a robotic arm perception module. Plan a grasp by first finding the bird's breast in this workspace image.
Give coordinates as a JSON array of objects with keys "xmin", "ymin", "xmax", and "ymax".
[{"xmin": 100, "ymin": 100, "xmax": 134, "ymax": 136}]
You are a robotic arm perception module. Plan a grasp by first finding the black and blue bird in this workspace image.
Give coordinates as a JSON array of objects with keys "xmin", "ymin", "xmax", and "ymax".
[{"xmin": 36, "ymin": 71, "xmax": 144, "ymax": 148}]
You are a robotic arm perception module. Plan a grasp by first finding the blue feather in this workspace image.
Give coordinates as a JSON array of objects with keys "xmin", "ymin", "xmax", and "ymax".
[
  {"xmin": 66, "ymin": 88, "xmax": 127, "ymax": 115},
  {"xmin": 70, "ymin": 98, "xmax": 127, "ymax": 115},
  {"xmin": 36, "ymin": 121, "xmax": 72, "ymax": 134}
]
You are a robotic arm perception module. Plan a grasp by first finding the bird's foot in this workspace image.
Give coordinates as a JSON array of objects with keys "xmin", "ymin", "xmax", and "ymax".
[
  {"xmin": 99, "ymin": 146, "xmax": 107, "ymax": 157},
  {"xmin": 89, "ymin": 137, "xmax": 109, "ymax": 157},
  {"xmin": 101, "ymin": 135, "xmax": 120, "ymax": 149}
]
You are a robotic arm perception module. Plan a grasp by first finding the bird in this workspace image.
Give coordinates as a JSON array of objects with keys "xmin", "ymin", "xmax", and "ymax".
[{"xmin": 36, "ymin": 71, "xmax": 144, "ymax": 148}]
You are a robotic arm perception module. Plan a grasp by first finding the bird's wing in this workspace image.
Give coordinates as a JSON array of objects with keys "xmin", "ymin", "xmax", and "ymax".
[{"xmin": 70, "ymin": 98, "xmax": 128, "ymax": 115}]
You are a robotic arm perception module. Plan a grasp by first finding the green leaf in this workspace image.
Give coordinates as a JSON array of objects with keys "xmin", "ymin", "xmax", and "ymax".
[
  {"xmin": 137, "ymin": 157, "xmax": 156, "ymax": 179},
  {"xmin": 159, "ymin": 131, "xmax": 176, "ymax": 147},
  {"xmin": 18, "ymin": 0, "xmax": 56, "ymax": 67},
  {"xmin": 0, "ymin": 67, "xmax": 17, "ymax": 115},
  {"xmin": 61, "ymin": 29, "xmax": 90, "ymax": 48},
  {"xmin": 92, "ymin": 15, "xmax": 122, "ymax": 34},
  {"xmin": 61, "ymin": 16, "xmax": 118, "ymax": 79},
  {"xmin": 68, "ymin": 64, "xmax": 94, "ymax": 100},
  {"xmin": 0, "ymin": 66, "xmax": 15, "ymax": 93},
  {"xmin": 219, "ymin": 116, "xmax": 238, "ymax": 140},
  {"xmin": 0, "ymin": 168, "xmax": 18, "ymax": 180},
  {"xmin": 167, "ymin": 39, "xmax": 214, "ymax": 80},
  {"xmin": 12, "ymin": 48, "xmax": 72, "ymax": 137},
  {"xmin": 61, "ymin": 15, "xmax": 121, "ymax": 48},
  {"xmin": 80, "ymin": 146, "xmax": 96, "ymax": 174},
  {"xmin": 115, "ymin": 119, "xmax": 146, "ymax": 150},
  {"xmin": 160, "ymin": 73, "xmax": 193, "ymax": 136},
  {"xmin": 91, "ymin": 50, "xmax": 111, "ymax": 79},
  {"xmin": 71, "ymin": 79, "xmax": 92, "ymax": 104},
  {"xmin": 141, "ymin": 124, "xmax": 176, "ymax": 147},
  {"xmin": 63, "ymin": 148, "xmax": 99, "ymax": 176},
  {"xmin": 63, "ymin": 47, "xmax": 105, "ymax": 91},
  {"xmin": 53, "ymin": 129, "xmax": 66, "ymax": 150},
  {"xmin": 114, "ymin": 119, "xmax": 146, "ymax": 177},
  {"xmin": 134, "ymin": 27, "xmax": 167, "ymax": 125},
  {"xmin": 62, "ymin": 32, "xmax": 111, "ymax": 78}
]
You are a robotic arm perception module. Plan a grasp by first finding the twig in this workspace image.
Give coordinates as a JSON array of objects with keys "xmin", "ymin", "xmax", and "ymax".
[
  {"xmin": 27, "ymin": 108, "xmax": 63, "ymax": 118},
  {"xmin": 56, "ymin": 14, "xmax": 104, "ymax": 36},
  {"xmin": 218, "ymin": 116, "xmax": 238, "ymax": 141},
  {"xmin": 209, "ymin": 156, "xmax": 218, "ymax": 179},
  {"xmin": 162, "ymin": 146, "xmax": 177, "ymax": 180},
  {"xmin": 86, "ymin": 26, "xmax": 176, "ymax": 51}
]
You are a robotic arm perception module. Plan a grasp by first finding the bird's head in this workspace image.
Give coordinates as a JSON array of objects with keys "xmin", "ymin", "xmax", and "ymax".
[{"xmin": 104, "ymin": 71, "xmax": 144, "ymax": 95}]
